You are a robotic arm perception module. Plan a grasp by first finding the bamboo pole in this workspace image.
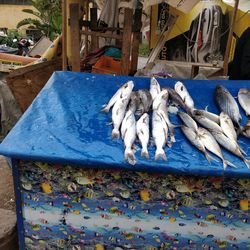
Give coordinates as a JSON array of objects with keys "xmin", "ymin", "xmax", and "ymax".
[
  {"xmin": 62, "ymin": 0, "xmax": 67, "ymax": 70},
  {"xmin": 223, "ymin": 0, "xmax": 240, "ymax": 76}
]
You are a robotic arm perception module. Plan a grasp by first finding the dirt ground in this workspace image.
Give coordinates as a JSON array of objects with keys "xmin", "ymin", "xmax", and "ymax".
[{"xmin": 0, "ymin": 156, "xmax": 15, "ymax": 211}]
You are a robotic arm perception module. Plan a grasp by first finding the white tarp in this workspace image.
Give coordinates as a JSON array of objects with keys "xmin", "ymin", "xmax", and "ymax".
[{"xmin": 143, "ymin": 0, "xmax": 200, "ymax": 13}]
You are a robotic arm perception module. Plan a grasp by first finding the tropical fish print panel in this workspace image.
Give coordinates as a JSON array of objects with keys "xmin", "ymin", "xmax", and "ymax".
[{"xmin": 18, "ymin": 161, "xmax": 250, "ymax": 250}]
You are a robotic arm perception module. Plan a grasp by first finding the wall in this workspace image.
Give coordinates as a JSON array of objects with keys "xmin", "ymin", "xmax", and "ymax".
[{"xmin": 0, "ymin": 4, "xmax": 36, "ymax": 32}]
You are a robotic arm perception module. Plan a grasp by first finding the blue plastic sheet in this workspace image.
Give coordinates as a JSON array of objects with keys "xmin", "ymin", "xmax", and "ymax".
[{"xmin": 0, "ymin": 71, "xmax": 249, "ymax": 178}]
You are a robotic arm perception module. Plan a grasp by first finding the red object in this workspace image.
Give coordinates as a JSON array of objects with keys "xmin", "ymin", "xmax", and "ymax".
[{"xmin": 92, "ymin": 56, "xmax": 121, "ymax": 75}]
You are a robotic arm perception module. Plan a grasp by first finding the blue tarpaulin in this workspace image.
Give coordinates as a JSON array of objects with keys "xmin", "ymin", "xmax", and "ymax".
[{"xmin": 0, "ymin": 71, "xmax": 249, "ymax": 178}]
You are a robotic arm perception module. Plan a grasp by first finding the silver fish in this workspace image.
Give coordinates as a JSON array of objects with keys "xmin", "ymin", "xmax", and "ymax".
[
  {"xmin": 238, "ymin": 88, "xmax": 250, "ymax": 116},
  {"xmin": 215, "ymin": 85, "xmax": 241, "ymax": 127},
  {"xmin": 102, "ymin": 81, "xmax": 134, "ymax": 112},
  {"xmin": 163, "ymin": 87, "xmax": 193, "ymax": 115},
  {"xmin": 181, "ymin": 126, "xmax": 213, "ymax": 163},
  {"xmin": 136, "ymin": 113, "xmax": 150, "ymax": 159},
  {"xmin": 198, "ymin": 127, "xmax": 236, "ymax": 169},
  {"xmin": 153, "ymin": 89, "xmax": 176, "ymax": 146},
  {"xmin": 150, "ymin": 77, "xmax": 161, "ymax": 101},
  {"xmin": 242, "ymin": 120, "xmax": 250, "ymax": 139},
  {"xmin": 138, "ymin": 89, "xmax": 153, "ymax": 114},
  {"xmin": 112, "ymin": 97, "xmax": 130, "ymax": 139},
  {"xmin": 219, "ymin": 112, "xmax": 237, "ymax": 142},
  {"xmin": 194, "ymin": 109, "xmax": 220, "ymax": 124},
  {"xmin": 174, "ymin": 81, "xmax": 195, "ymax": 111},
  {"xmin": 121, "ymin": 110, "xmax": 136, "ymax": 165},
  {"xmin": 211, "ymin": 130, "xmax": 250, "ymax": 169},
  {"xmin": 193, "ymin": 110, "xmax": 223, "ymax": 132},
  {"xmin": 178, "ymin": 111, "xmax": 198, "ymax": 132},
  {"xmin": 152, "ymin": 110, "xmax": 168, "ymax": 161}
]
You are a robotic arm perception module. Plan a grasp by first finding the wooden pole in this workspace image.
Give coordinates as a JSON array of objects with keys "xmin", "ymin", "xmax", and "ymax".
[
  {"xmin": 62, "ymin": 0, "xmax": 67, "ymax": 70},
  {"xmin": 223, "ymin": 0, "xmax": 239, "ymax": 76}
]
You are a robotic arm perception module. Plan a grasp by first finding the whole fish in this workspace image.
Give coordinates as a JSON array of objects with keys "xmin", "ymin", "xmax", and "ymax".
[
  {"xmin": 150, "ymin": 77, "xmax": 161, "ymax": 101},
  {"xmin": 112, "ymin": 96, "xmax": 130, "ymax": 139},
  {"xmin": 138, "ymin": 89, "xmax": 153, "ymax": 114},
  {"xmin": 211, "ymin": 130, "xmax": 250, "ymax": 169},
  {"xmin": 238, "ymin": 88, "xmax": 250, "ymax": 116},
  {"xmin": 101, "ymin": 81, "xmax": 134, "ymax": 112},
  {"xmin": 219, "ymin": 112, "xmax": 237, "ymax": 142},
  {"xmin": 193, "ymin": 110, "xmax": 223, "ymax": 132},
  {"xmin": 163, "ymin": 87, "xmax": 193, "ymax": 115},
  {"xmin": 152, "ymin": 110, "xmax": 168, "ymax": 161},
  {"xmin": 178, "ymin": 111, "xmax": 198, "ymax": 132},
  {"xmin": 121, "ymin": 110, "xmax": 136, "ymax": 165},
  {"xmin": 194, "ymin": 109, "xmax": 220, "ymax": 124},
  {"xmin": 136, "ymin": 113, "xmax": 150, "ymax": 159},
  {"xmin": 153, "ymin": 89, "xmax": 176, "ymax": 146},
  {"xmin": 215, "ymin": 85, "xmax": 242, "ymax": 127},
  {"xmin": 181, "ymin": 126, "xmax": 213, "ymax": 163},
  {"xmin": 198, "ymin": 127, "xmax": 236, "ymax": 169},
  {"xmin": 242, "ymin": 120, "xmax": 250, "ymax": 139},
  {"xmin": 174, "ymin": 81, "xmax": 195, "ymax": 111}
]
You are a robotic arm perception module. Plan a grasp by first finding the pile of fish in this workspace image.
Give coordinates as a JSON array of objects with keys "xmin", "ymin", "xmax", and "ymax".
[{"xmin": 101, "ymin": 78, "xmax": 250, "ymax": 169}]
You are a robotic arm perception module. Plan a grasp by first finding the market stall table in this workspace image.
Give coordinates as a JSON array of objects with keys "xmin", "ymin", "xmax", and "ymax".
[{"xmin": 0, "ymin": 72, "xmax": 249, "ymax": 249}]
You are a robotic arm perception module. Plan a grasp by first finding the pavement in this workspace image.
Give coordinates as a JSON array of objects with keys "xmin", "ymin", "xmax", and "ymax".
[{"xmin": 0, "ymin": 156, "xmax": 18, "ymax": 249}]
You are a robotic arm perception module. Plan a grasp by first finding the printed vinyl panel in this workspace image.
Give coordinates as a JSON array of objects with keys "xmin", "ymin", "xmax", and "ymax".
[{"xmin": 19, "ymin": 161, "xmax": 250, "ymax": 249}]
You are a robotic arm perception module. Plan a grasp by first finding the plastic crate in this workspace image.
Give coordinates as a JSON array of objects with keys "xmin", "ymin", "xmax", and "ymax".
[{"xmin": 92, "ymin": 56, "xmax": 121, "ymax": 75}]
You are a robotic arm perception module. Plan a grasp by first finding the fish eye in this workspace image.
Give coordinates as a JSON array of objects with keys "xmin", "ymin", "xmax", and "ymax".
[
  {"xmin": 181, "ymin": 86, "xmax": 184, "ymax": 91},
  {"xmin": 124, "ymin": 83, "xmax": 128, "ymax": 88}
]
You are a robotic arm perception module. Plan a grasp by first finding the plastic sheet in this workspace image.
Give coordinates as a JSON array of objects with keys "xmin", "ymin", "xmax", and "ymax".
[{"xmin": 0, "ymin": 71, "xmax": 249, "ymax": 178}]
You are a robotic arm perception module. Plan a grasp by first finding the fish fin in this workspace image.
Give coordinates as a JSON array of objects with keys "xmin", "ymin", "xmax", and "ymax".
[
  {"xmin": 141, "ymin": 148, "xmax": 149, "ymax": 159},
  {"xmin": 223, "ymin": 160, "xmax": 237, "ymax": 170},
  {"xmin": 106, "ymin": 121, "xmax": 113, "ymax": 126},
  {"xmin": 124, "ymin": 148, "xmax": 136, "ymax": 165},
  {"xmin": 204, "ymin": 152, "xmax": 215, "ymax": 164},
  {"xmin": 112, "ymin": 129, "xmax": 120, "ymax": 139},
  {"xmin": 101, "ymin": 105, "xmax": 109, "ymax": 113},
  {"xmin": 155, "ymin": 148, "xmax": 167, "ymax": 161},
  {"xmin": 243, "ymin": 159, "xmax": 250, "ymax": 169},
  {"xmin": 239, "ymin": 146, "xmax": 247, "ymax": 156},
  {"xmin": 205, "ymin": 105, "xmax": 209, "ymax": 111},
  {"xmin": 236, "ymin": 126, "xmax": 243, "ymax": 137}
]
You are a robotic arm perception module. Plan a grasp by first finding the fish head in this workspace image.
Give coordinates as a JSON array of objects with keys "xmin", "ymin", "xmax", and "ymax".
[
  {"xmin": 219, "ymin": 111, "xmax": 230, "ymax": 120},
  {"xmin": 160, "ymin": 89, "xmax": 169, "ymax": 100},
  {"xmin": 174, "ymin": 81, "xmax": 186, "ymax": 93},
  {"xmin": 121, "ymin": 81, "xmax": 134, "ymax": 97}
]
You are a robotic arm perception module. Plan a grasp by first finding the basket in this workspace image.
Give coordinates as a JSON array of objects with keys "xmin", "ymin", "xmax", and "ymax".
[{"xmin": 92, "ymin": 56, "xmax": 121, "ymax": 75}]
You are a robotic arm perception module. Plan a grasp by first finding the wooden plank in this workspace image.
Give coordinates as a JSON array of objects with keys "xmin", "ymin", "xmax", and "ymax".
[
  {"xmin": 121, "ymin": 8, "xmax": 133, "ymax": 76},
  {"xmin": 69, "ymin": 3, "xmax": 81, "ymax": 72},
  {"xmin": 81, "ymin": 30, "xmax": 123, "ymax": 40},
  {"xmin": 62, "ymin": 0, "xmax": 67, "ymax": 70},
  {"xmin": 130, "ymin": 32, "xmax": 140, "ymax": 75},
  {"xmin": 90, "ymin": 8, "xmax": 99, "ymax": 50},
  {"xmin": 223, "ymin": 0, "xmax": 239, "ymax": 76}
]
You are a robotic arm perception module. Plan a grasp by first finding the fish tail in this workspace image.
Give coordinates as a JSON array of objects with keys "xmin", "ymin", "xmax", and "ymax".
[
  {"xmin": 101, "ymin": 104, "xmax": 110, "ymax": 113},
  {"xmin": 112, "ymin": 129, "xmax": 120, "ymax": 139},
  {"xmin": 141, "ymin": 148, "xmax": 149, "ymax": 159},
  {"xmin": 125, "ymin": 148, "xmax": 136, "ymax": 165},
  {"xmin": 204, "ymin": 152, "xmax": 215, "ymax": 164},
  {"xmin": 243, "ymin": 159, "xmax": 250, "ymax": 169},
  {"xmin": 223, "ymin": 160, "xmax": 237, "ymax": 170},
  {"xmin": 155, "ymin": 148, "xmax": 167, "ymax": 161}
]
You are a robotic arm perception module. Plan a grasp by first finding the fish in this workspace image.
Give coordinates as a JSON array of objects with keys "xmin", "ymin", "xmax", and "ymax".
[
  {"xmin": 198, "ymin": 127, "xmax": 236, "ymax": 170},
  {"xmin": 150, "ymin": 77, "xmax": 161, "ymax": 100},
  {"xmin": 111, "ymin": 96, "xmax": 131, "ymax": 139},
  {"xmin": 174, "ymin": 81, "xmax": 195, "ymax": 110},
  {"xmin": 136, "ymin": 113, "xmax": 150, "ymax": 159},
  {"xmin": 211, "ymin": 130, "xmax": 250, "ymax": 169},
  {"xmin": 194, "ymin": 109, "xmax": 220, "ymax": 124},
  {"xmin": 138, "ymin": 89, "xmax": 153, "ymax": 114},
  {"xmin": 163, "ymin": 87, "xmax": 193, "ymax": 115},
  {"xmin": 215, "ymin": 85, "xmax": 242, "ymax": 127},
  {"xmin": 101, "ymin": 81, "xmax": 134, "ymax": 112},
  {"xmin": 193, "ymin": 109, "xmax": 223, "ymax": 132},
  {"xmin": 121, "ymin": 110, "xmax": 137, "ymax": 165},
  {"xmin": 128, "ymin": 91, "xmax": 140, "ymax": 113},
  {"xmin": 152, "ymin": 110, "xmax": 168, "ymax": 161},
  {"xmin": 178, "ymin": 111, "xmax": 198, "ymax": 132},
  {"xmin": 242, "ymin": 120, "xmax": 250, "ymax": 138},
  {"xmin": 153, "ymin": 89, "xmax": 176, "ymax": 146},
  {"xmin": 238, "ymin": 88, "xmax": 250, "ymax": 116},
  {"xmin": 181, "ymin": 125, "xmax": 214, "ymax": 163},
  {"xmin": 219, "ymin": 112, "xmax": 237, "ymax": 142}
]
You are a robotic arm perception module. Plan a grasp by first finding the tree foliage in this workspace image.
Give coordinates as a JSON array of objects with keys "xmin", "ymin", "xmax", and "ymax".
[{"xmin": 17, "ymin": 0, "xmax": 62, "ymax": 41}]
